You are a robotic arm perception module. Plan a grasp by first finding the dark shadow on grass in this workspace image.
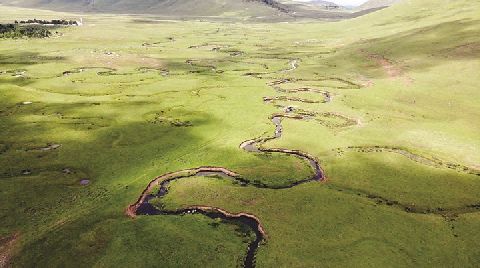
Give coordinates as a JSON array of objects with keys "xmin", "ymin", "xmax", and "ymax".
[
  {"xmin": 0, "ymin": 51, "xmax": 65, "ymax": 65},
  {"xmin": 0, "ymin": 51, "xmax": 66, "ymax": 88},
  {"xmin": 0, "ymin": 86, "xmax": 319, "ymax": 266}
]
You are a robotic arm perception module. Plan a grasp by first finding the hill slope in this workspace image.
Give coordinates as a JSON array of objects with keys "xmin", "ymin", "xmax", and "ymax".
[
  {"xmin": 0, "ymin": 0, "xmax": 378, "ymax": 19},
  {"xmin": 0, "ymin": 0, "xmax": 284, "ymax": 16},
  {"xmin": 359, "ymin": 0, "xmax": 401, "ymax": 9}
]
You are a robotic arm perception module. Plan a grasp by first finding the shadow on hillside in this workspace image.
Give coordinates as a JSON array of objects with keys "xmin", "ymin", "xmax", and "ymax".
[
  {"xmin": 327, "ymin": 19, "xmax": 480, "ymax": 78},
  {"xmin": 365, "ymin": 19, "xmax": 480, "ymax": 59},
  {"xmin": 0, "ymin": 51, "xmax": 66, "ymax": 88},
  {"xmin": 0, "ymin": 51, "xmax": 65, "ymax": 65},
  {"xmin": 0, "ymin": 82, "xmax": 318, "ymax": 266}
]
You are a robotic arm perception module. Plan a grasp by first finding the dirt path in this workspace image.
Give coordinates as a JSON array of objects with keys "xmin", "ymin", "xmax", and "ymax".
[
  {"xmin": 0, "ymin": 233, "xmax": 19, "ymax": 268},
  {"xmin": 361, "ymin": 49, "xmax": 413, "ymax": 84}
]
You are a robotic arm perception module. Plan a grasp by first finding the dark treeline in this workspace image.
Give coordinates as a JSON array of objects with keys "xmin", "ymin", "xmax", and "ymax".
[
  {"xmin": 0, "ymin": 24, "xmax": 52, "ymax": 38},
  {"xmin": 15, "ymin": 19, "xmax": 78, "ymax": 25}
]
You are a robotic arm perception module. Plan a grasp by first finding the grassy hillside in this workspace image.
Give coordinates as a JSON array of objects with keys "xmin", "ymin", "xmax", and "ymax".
[
  {"xmin": 1, "ymin": 0, "xmax": 281, "ymax": 16},
  {"xmin": 1, "ymin": 0, "xmax": 479, "ymax": 267},
  {"xmin": 0, "ymin": 0, "xmax": 378, "ymax": 20},
  {"xmin": 0, "ymin": 0, "xmax": 348, "ymax": 18}
]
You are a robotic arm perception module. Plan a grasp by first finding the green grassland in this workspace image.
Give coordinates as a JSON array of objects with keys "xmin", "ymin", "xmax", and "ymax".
[{"xmin": 1, "ymin": 0, "xmax": 480, "ymax": 267}]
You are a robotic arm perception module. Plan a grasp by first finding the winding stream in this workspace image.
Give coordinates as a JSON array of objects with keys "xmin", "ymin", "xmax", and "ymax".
[
  {"xmin": 127, "ymin": 55, "xmax": 480, "ymax": 266},
  {"xmin": 127, "ymin": 112, "xmax": 325, "ymax": 267},
  {"xmin": 127, "ymin": 58, "xmax": 329, "ymax": 267}
]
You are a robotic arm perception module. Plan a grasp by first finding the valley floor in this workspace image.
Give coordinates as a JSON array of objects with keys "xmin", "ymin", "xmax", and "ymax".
[{"xmin": 1, "ymin": 1, "xmax": 480, "ymax": 267}]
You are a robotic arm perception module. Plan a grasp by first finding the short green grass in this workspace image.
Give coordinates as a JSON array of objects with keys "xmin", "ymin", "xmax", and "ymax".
[{"xmin": 1, "ymin": 0, "xmax": 480, "ymax": 266}]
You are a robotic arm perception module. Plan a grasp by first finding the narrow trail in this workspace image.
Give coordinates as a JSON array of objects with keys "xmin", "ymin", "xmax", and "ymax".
[{"xmin": 0, "ymin": 233, "xmax": 19, "ymax": 268}]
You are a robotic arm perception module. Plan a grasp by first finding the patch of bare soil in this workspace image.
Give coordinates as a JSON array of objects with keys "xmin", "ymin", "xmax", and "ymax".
[
  {"xmin": 361, "ymin": 49, "xmax": 413, "ymax": 84},
  {"xmin": 0, "ymin": 233, "xmax": 19, "ymax": 268}
]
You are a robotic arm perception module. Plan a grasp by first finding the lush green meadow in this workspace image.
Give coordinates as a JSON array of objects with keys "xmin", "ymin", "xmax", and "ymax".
[{"xmin": 1, "ymin": 0, "xmax": 480, "ymax": 267}]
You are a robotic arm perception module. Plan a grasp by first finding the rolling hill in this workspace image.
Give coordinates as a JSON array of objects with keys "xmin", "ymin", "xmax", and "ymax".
[
  {"xmin": 0, "ymin": 0, "xmax": 286, "ymax": 15},
  {"xmin": 0, "ymin": 0, "xmax": 383, "ymax": 19}
]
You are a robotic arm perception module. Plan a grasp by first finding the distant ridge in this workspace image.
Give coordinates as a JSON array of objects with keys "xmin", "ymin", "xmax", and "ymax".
[
  {"xmin": 248, "ymin": 0, "xmax": 290, "ymax": 13},
  {"xmin": 359, "ymin": 0, "xmax": 401, "ymax": 10},
  {"xmin": 0, "ymin": 0, "xmax": 388, "ymax": 20},
  {"xmin": 0, "ymin": 0, "xmax": 326, "ymax": 15}
]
